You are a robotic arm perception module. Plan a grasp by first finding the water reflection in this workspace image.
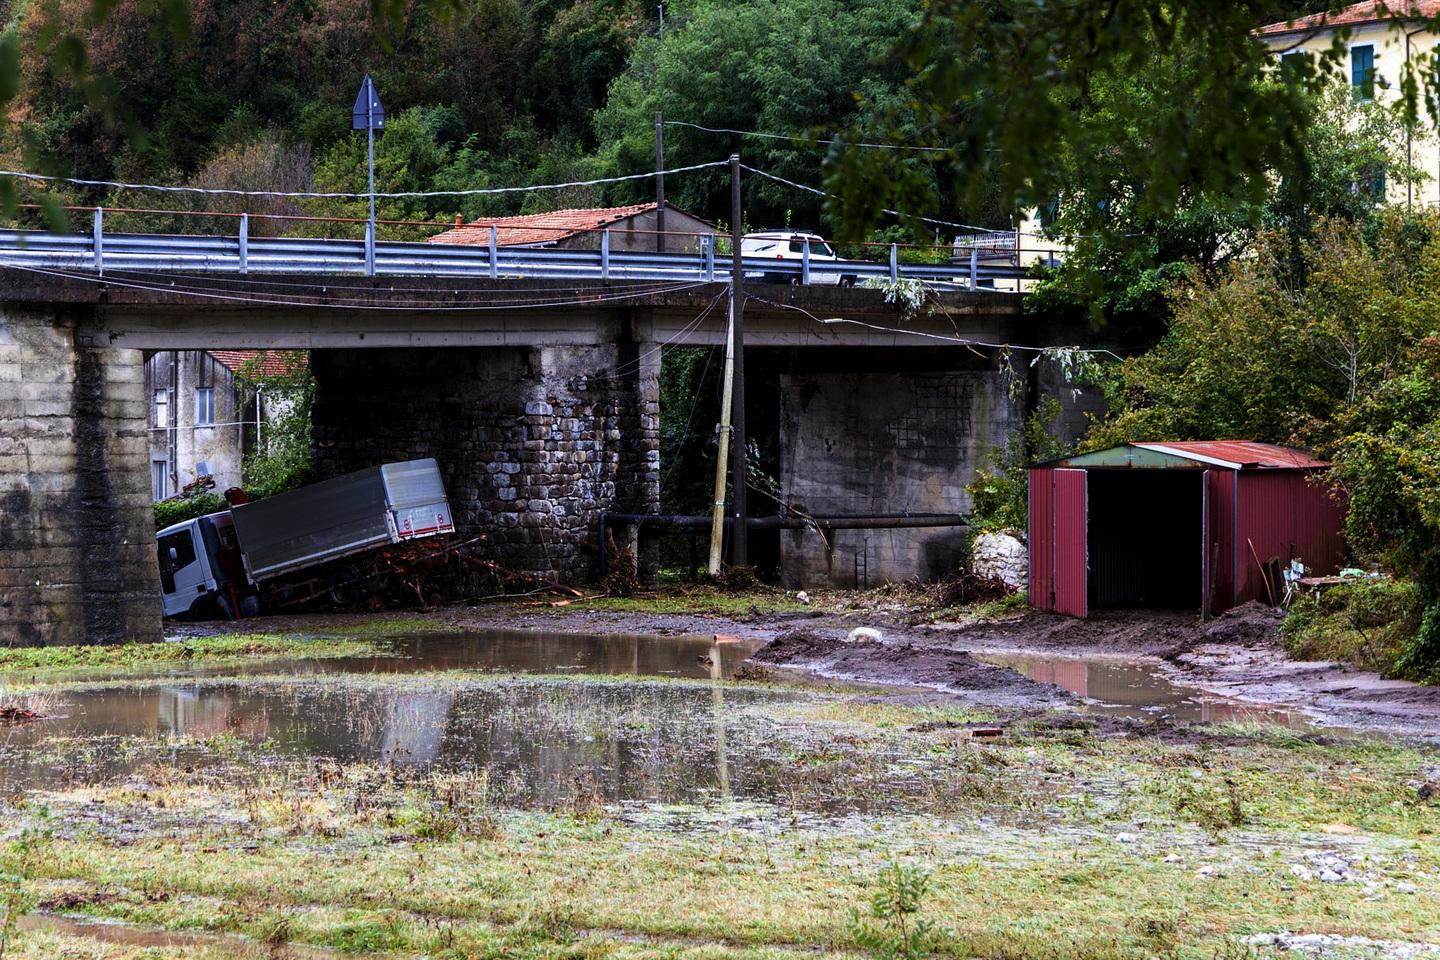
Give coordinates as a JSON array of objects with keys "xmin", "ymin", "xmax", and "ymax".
[{"xmin": 978, "ymin": 655, "xmax": 1303, "ymax": 726}]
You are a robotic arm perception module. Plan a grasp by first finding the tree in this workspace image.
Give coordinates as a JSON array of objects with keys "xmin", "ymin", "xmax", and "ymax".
[{"xmin": 822, "ymin": 1, "xmax": 1438, "ymax": 241}]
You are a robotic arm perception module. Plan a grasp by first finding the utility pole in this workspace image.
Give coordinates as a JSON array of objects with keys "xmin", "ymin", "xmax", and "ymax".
[
  {"xmin": 655, "ymin": 112, "xmax": 666, "ymax": 252},
  {"xmin": 728, "ymin": 154, "xmax": 748, "ymax": 568},
  {"xmin": 706, "ymin": 292, "xmax": 736, "ymax": 575}
]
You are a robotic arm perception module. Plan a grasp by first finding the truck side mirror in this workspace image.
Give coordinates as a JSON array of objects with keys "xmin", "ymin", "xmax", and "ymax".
[{"xmin": 168, "ymin": 547, "xmax": 179, "ymax": 564}]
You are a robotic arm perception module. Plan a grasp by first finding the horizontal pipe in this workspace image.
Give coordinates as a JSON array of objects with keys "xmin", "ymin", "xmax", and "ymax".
[{"xmin": 601, "ymin": 512, "xmax": 969, "ymax": 531}]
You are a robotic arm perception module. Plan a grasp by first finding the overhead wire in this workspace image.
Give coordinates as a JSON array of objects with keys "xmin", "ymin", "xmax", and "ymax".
[
  {"xmin": 0, "ymin": 263, "xmax": 717, "ymax": 312},
  {"xmin": 0, "ymin": 159, "xmax": 731, "ymax": 200},
  {"xmin": 744, "ymin": 293, "xmax": 1123, "ymax": 360},
  {"xmin": 662, "ymin": 120, "xmax": 952, "ymax": 154}
]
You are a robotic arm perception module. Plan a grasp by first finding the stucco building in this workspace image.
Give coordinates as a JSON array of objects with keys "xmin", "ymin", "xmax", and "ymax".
[
  {"xmin": 145, "ymin": 349, "xmax": 305, "ymax": 500},
  {"xmin": 1260, "ymin": 0, "xmax": 1440, "ymax": 208},
  {"xmin": 429, "ymin": 202, "xmax": 717, "ymax": 253}
]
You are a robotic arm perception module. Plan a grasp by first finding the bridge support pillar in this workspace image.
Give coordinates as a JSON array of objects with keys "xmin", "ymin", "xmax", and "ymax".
[
  {"xmin": 312, "ymin": 336, "xmax": 660, "ymax": 586},
  {"xmin": 1, "ymin": 305, "xmax": 161, "ymax": 646}
]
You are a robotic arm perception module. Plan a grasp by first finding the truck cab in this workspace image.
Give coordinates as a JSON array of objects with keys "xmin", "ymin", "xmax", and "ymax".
[
  {"xmin": 740, "ymin": 231, "xmax": 855, "ymax": 286},
  {"xmin": 156, "ymin": 512, "xmax": 246, "ymax": 618}
]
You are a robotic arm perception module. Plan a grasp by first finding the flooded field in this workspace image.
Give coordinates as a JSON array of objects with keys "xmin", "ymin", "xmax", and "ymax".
[{"xmin": 3, "ymin": 621, "xmax": 1439, "ymax": 960}]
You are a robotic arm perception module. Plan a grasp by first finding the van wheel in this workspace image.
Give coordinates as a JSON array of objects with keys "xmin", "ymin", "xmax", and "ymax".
[
  {"xmin": 840, "ymin": 276, "xmax": 856, "ymax": 288},
  {"xmin": 238, "ymin": 595, "xmax": 261, "ymax": 618}
]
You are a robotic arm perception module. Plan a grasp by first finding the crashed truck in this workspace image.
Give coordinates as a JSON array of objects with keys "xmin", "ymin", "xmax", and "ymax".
[{"xmin": 156, "ymin": 458, "xmax": 455, "ymax": 619}]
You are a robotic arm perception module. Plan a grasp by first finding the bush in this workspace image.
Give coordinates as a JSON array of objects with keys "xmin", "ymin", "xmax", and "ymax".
[
  {"xmin": 153, "ymin": 493, "xmax": 228, "ymax": 531},
  {"xmin": 1281, "ymin": 578, "xmax": 1430, "ymax": 680}
]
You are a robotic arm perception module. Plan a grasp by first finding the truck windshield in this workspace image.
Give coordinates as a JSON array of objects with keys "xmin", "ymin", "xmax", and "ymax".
[{"xmin": 157, "ymin": 529, "xmax": 196, "ymax": 594}]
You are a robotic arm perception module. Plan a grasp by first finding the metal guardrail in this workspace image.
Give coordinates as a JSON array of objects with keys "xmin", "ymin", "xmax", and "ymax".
[{"xmin": 0, "ymin": 209, "xmax": 1031, "ymax": 290}]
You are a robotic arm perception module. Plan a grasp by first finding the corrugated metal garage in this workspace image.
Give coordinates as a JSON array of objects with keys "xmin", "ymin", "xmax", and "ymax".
[{"xmin": 1029, "ymin": 442, "xmax": 1347, "ymax": 618}]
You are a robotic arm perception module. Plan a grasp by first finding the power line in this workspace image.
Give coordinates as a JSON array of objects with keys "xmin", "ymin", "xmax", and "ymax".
[
  {"xmin": 0, "ymin": 263, "xmax": 716, "ymax": 312},
  {"xmin": 663, "ymin": 120, "xmax": 952, "ymax": 154},
  {"xmin": 0, "ymin": 160, "xmax": 731, "ymax": 200},
  {"xmin": 744, "ymin": 293, "xmax": 1122, "ymax": 359}
]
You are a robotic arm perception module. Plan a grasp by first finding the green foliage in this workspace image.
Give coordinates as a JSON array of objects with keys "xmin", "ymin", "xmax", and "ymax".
[
  {"xmin": 848, "ymin": 861, "xmax": 937, "ymax": 960},
  {"xmin": 1282, "ymin": 578, "xmax": 1429, "ymax": 679},
  {"xmin": 967, "ymin": 396, "xmax": 1071, "ymax": 534},
  {"xmin": 235, "ymin": 351, "xmax": 316, "ymax": 499},
  {"xmin": 1092, "ymin": 213, "xmax": 1440, "ymax": 674},
  {"xmin": 153, "ymin": 492, "xmax": 227, "ymax": 531},
  {"xmin": 0, "ymin": 807, "xmax": 50, "ymax": 959}
]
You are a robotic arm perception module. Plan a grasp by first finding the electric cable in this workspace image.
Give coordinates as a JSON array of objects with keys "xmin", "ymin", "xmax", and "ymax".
[
  {"xmin": 0, "ymin": 159, "xmax": 731, "ymax": 200},
  {"xmin": 662, "ymin": 120, "xmax": 952, "ymax": 154}
]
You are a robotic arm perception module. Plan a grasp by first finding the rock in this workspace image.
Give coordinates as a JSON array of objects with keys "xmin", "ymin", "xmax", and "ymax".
[
  {"xmin": 1396, "ymin": 881, "xmax": 1418, "ymax": 894},
  {"xmin": 1163, "ymin": 854, "xmax": 1183, "ymax": 864},
  {"xmin": 1320, "ymin": 869, "xmax": 1346, "ymax": 883},
  {"xmin": 1322, "ymin": 823, "xmax": 1358, "ymax": 835},
  {"xmin": 796, "ymin": 591, "xmax": 810, "ymax": 605},
  {"xmin": 970, "ymin": 532, "xmax": 1027, "ymax": 590},
  {"xmin": 1115, "ymin": 833, "xmax": 1138, "ymax": 844},
  {"xmin": 847, "ymin": 627, "xmax": 883, "ymax": 643},
  {"xmin": 1196, "ymin": 865, "xmax": 1216, "ymax": 877},
  {"xmin": 1418, "ymin": 782, "xmax": 1436, "ymax": 801}
]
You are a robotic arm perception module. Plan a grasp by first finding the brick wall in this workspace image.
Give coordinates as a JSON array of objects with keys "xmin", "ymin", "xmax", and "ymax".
[
  {"xmin": 310, "ymin": 342, "xmax": 659, "ymax": 584},
  {"xmin": 0, "ymin": 306, "xmax": 161, "ymax": 646}
]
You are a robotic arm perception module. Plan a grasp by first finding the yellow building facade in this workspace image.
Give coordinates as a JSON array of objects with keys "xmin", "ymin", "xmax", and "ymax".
[{"xmin": 1260, "ymin": 1, "xmax": 1440, "ymax": 208}]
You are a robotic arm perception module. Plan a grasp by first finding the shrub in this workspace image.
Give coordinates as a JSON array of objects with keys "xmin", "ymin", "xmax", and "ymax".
[
  {"xmin": 1281, "ymin": 578, "xmax": 1430, "ymax": 680},
  {"xmin": 153, "ymin": 493, "xmax": 228, "ymax": 531}
]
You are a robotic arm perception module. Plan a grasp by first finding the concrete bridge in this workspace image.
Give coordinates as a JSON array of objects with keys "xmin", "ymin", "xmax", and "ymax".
[{"xmin": 1, "ymin": 264, "xmax": 1102, "ymax": 647}]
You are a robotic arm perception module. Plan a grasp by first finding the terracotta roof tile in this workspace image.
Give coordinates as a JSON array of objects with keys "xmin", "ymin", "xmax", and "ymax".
[
  {"xmin": 1258, "ymin": 1, "xmax": 1440, "ymax": 36},
  {"xmin": 428, "ymin": 203, "xmax": 659, "ymax": 246},
  {"xmin": 208, "ymin": 349, "xmax": 308, "ymax": 378}
]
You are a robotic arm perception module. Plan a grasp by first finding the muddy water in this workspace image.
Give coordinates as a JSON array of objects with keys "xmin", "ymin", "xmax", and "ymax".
[{"xmin": 977, "ymin": 654, "xmax": 1305, "ymax": 725}]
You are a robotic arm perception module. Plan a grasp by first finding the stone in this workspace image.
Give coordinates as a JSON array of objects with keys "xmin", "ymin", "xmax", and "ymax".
[{"xmin": 970, "ymin": 531, "xmax": 1028, "ymax": 589}]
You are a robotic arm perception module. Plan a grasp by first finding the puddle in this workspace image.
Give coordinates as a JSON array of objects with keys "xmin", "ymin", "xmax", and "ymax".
[
  {"xmin": 19, "ymin": 913, "xmax": 342, "ymax": 958},
  {"xmin": 977, "ymin": 654, "xmax": 1306, "ymax": 726}
]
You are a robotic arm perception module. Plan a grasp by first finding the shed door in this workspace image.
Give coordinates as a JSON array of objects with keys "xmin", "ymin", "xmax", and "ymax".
[{"xmin": 1052, "ymin": 468, "xmax": 1088, "ymax": 618}]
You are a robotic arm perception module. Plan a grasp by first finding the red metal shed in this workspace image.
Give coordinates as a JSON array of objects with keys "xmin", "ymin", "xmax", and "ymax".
[{"xmin": 1028, "ymin": 442, "xmax": 1346, "ymax": 618}]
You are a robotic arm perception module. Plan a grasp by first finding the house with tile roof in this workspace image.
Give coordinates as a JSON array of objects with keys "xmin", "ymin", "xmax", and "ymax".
[
  {"xmin": 428, "ymin": 201, "xmax": 716, "ymax": 254},
  {"xmin": 145, "ymin": 349, "xmax": 308, "ymax": 500},
  {"xmin": 1258, "ymin": 1, "xmax": 1440, "ymax": 208}
]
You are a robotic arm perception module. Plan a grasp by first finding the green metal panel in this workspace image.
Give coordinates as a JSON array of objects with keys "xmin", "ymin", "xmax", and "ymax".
[{"xmin": 1048, "ymin": 445, "xmax": 1207, "ymax": 469}]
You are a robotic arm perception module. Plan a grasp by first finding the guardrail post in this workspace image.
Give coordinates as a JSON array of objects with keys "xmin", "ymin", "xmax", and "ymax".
[
  {"xmin": 970, "ymin": 247, "xmax": 978, "ymax": 291},
  {"xmin": 889, "ymin": 242, "xmax": 898, "ymax": 283},
  {"xmin": 364, "ymin": 220, "xmax": 376, "ymax": 277},
  {"xmin": 704, "ymin": 235, "xmax": 714, "ymax": 281},
  {"xmin": 601, "ymin": 228, "xmax": 610, "ymax": 280},
  {"xmin": 92, "ymin": 207, "xmax": 103, "ymax": 274},
  {"xmin": 488, "ymin": 225, "xmax": 498, "ymax": 279},
  {"xmin": 239, "ymin": 213, "xmax": 249, "ymax": 275},
  {"xmin": 801, "ymin": 240, "xmax": 810, "ymax": 285}
]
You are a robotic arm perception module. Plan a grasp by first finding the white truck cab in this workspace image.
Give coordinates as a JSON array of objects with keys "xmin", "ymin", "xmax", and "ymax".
[
  {"xmin": 156, "ymin": 513, "xmax": 237, "ymax": 618},
  {"xmin": 740, "ymin": 231, "xmax": 856, "ymax": 285}
]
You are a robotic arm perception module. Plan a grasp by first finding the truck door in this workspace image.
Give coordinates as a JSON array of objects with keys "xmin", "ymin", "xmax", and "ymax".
[{"xmin": 157, "ymin": 525, "xmax": 209, "ymax": 617}]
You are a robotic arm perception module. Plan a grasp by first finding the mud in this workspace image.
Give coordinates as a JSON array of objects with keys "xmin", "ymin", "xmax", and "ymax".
[
  {"xmin": 174, "ymin": 598, "xmax": 1440, "ymax": 740},
  {"xmin": 752, "ymin": 628, "xmax": 1076, "ymax": 710}
]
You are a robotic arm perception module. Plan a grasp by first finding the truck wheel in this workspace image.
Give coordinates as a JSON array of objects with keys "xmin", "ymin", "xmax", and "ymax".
[
  {"xmin": 238, "ymin": 595, "xmax": 261, "ymax": 618},
  {"xmin": 327, "ymin": 569, "xmax": 360, "ymax": 608},
  {"xmin": 840, "ymin": 275, "xmax": 857, "ymax": 288}
]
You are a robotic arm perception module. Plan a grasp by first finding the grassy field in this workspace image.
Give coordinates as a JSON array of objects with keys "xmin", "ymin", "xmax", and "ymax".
[{"xmin": 3, "ymin": 653, "xmax": 1438, "ymax": 960}]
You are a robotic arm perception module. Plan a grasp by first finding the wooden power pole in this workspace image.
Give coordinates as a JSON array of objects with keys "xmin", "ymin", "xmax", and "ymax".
[{"xmin": 728, "ymin": 154, "xmax": 748, "ymax": 568}]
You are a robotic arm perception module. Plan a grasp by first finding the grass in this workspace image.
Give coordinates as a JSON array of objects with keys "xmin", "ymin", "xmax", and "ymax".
[
  {"xmin": 1282, "ymin": 579, "xmax": 1435, "ymax": 682},
  {"xmin": 565, "ymin": 586, "xmax": 817, "ymax": 617},
  {"xmin": 4, "ymin": 641, "xmax": 1440, "ymax": 959},
  {"xmin": 0, "ymin": 617, "xmax": 440, "ymax": 673}
]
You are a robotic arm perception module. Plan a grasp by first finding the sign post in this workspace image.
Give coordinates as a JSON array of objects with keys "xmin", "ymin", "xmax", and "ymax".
[{"xmin": 352, "ymin": 74, "xmax": 385, "ymax": 274}]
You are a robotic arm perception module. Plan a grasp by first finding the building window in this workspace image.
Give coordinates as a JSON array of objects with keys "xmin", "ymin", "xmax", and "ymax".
[
  {"xmin": 195, "ymin": 388, "xmax": 215, "ymax": 426},
  {"xmin": 152, "ymin": 460, "xmax": 169, "ymax": 501},
  {"xmin": 1358, "ymin": 163, "xmax": 1386, "ymax": 203},
  {"xmin": 1351, "ymin": 44, "xmax": 1375, "ymax": 100},
  {"xmin": 153, "ymin": 389, "xmax": 169, "ymax": 427}
]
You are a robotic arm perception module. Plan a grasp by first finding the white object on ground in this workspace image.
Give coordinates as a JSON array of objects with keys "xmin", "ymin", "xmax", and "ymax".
[
  {"xmin": 847, "ymin": 627, "xmax": 883, "ymax": 643},
  {"xmin": 971, "ymin": 532, "xmax": 1028, "ymax": 589}
]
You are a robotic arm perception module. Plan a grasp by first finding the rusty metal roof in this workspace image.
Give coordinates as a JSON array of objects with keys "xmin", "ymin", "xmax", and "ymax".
[
  {"xmin": 1133, "ymin": 442, "xmax": 1328, "ymax": 469},
  {"xmin": 1041, "ymin": 441, "xmax": 1329, "ymax": 470}
]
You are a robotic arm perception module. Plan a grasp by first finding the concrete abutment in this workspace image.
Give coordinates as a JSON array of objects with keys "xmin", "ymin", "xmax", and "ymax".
[{"xmin": 0, "ymin": 305, "xmax": 161, "ymax": 646}]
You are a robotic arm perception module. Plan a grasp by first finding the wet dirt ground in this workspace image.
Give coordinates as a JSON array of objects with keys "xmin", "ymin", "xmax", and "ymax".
[
  {"xmin": 6, "ymin": 605, "xmax": 1440, "ymax": 959},
  {"xmin": 181, "ymin": 598, "xmax": 1440, "ymax": 739}
]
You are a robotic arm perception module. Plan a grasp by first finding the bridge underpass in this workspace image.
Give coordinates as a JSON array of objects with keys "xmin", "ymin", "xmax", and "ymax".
[{"xmin": 0, "ymin": 271, "xmax": 1107, "ymax": 646}]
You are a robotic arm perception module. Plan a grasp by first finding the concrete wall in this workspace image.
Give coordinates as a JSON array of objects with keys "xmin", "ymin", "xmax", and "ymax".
[
  {"xmin": 777, "ymin": 348, "xmax": 1020, "ymax": 587},
  {"xmin": 1, "ymin": 306, "xmax": 161, "ymax": 646},
  {"xmin": 311, "ymin": 340, "xmax": 659, "ymax": 585}
]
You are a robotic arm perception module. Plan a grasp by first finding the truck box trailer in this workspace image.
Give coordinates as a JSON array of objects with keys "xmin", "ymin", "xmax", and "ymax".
[{"xmin": 156, "ymin": 458, "xmax": 455, "ymax": 619}]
